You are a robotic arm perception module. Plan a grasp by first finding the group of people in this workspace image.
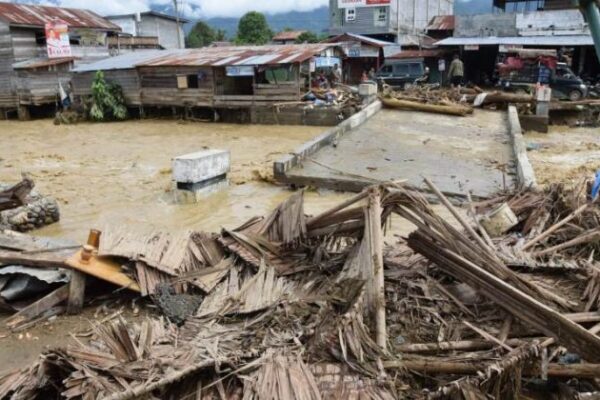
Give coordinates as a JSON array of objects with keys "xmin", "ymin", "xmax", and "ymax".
[
  {"xmin": 310, "ymin": 54, "xmax": 466, "ymax": 88},
  {"xmin": 311, "ymin": 63, "xmax": 343, "ymax": 89}
]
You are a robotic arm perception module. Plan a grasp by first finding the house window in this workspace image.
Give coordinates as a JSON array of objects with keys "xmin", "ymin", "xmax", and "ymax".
[
  {"xmin": 187, "ymin": 74, "xmax": 199, "ymax": 88},
  {"xmin": 375, "ymin": 7, "xmax": 387, "ymax": 26},
  {"xmin": 345, "ymin": 8, "xmax": 356, "ymax": 22}
]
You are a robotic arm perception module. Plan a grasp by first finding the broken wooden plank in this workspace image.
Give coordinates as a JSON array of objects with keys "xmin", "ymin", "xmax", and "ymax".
[
  {"xmin": 0, "ymin": 249, "xmax": 69, "ymax": 268},
  {"xmin": 5, "ymin": 284, "xmax": 69, "ymax": 330},
  {"xmin": 65, "ymin": 250, "xmax": 140, "ymax": 292}
]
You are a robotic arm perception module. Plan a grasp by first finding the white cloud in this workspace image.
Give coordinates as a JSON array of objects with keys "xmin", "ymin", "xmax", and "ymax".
[{"xmin": 33, "ymin": 0, "xmax": 328, "ymax": 19}]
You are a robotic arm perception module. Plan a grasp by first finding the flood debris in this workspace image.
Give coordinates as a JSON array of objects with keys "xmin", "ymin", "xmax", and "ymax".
[
  {"xmin": 3, "ymin": 178, "xmax": 600, "ymax": 398},
  {"xmin": 379, "ymin": 84, "xmax": 542, "ymax": 117},
  {"xmin": 0, "ymin": 178, "xmax": 60, "ymax": 232}
]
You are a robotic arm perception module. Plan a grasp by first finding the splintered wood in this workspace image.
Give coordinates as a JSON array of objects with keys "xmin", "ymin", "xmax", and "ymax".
[{"xmin": 5, "ymin": 181, "xmax": 600, "ymax": 400}]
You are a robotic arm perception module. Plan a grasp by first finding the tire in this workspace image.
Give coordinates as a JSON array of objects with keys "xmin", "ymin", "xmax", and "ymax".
[{"xmin": 568, "ymin": 89, "xmax": 583, "ymax": 101}]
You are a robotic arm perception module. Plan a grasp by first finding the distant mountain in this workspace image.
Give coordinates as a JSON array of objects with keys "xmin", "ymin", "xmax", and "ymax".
[{"xmin": 199, "ymin": 7, "xmax": 330, "ymax": 39}]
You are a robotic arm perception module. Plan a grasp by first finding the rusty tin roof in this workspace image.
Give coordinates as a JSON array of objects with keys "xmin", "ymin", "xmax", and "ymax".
[
  {"xmin": 0, "ymin": 2, "xmax": 121, "ymax": 30},
  {"xmin": 426, "ymin": 15, "xmax": 455, "ymax": 31},
  {"xmin": 138, "ymin": 44, "xmax": 340, "ymax": 67}
]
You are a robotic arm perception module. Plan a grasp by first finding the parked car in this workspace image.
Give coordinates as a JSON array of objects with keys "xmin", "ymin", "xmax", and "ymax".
[
  {"xmin": 375, "ymin": 59, "xmax": 426, "ymax": 89},
  {"xmin": 497, "ymin": 51, "xmax": 588, "ymax": 101}
]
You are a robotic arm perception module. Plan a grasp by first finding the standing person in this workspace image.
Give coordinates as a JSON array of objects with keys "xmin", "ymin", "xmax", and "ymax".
[
  {"xmin": 332, "ymin": 63, "xmax": 342, "ymax": 86},
  {"xmin": 368, "ymin": 67, "xmax": 376, "ymax": 81},
  {"xmin": 448, "ymin": 54, "xmax": 464, "ymax": 88}
]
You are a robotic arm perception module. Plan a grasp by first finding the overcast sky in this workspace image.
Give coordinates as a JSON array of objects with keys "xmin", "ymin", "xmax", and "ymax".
[{"xmin": 38, "ymin": 0, "xmax": 330, "ymax": 18}]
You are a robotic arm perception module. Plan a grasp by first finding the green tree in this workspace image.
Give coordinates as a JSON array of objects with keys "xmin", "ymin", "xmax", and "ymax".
[
  {"xmin": 235, "ymin": 11, "xmax": 272, "ymax": 45},
  {"xmin": 186, "ymin": 20, "xmax": 222, "ymax": 48},
  {"xmin": 89, "ymin": 71, "xmax": 127, "ymax": 121},
  {"xmin": 294, "ymin": 31, "xmax": 319, "ymax": 44}
]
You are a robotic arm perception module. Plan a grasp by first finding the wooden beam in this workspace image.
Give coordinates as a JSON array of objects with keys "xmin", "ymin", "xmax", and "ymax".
[
  {"xmin": 67, "ymin": 270, "xmax": 86, "ymax": 314},
  {"xmin": 5, "ymin": 284, "xmax": 69, "ymax": 330}
]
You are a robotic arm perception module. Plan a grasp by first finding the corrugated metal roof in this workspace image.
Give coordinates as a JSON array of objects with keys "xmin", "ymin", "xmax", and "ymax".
[
  {"xmin": 436, "ymin": 35, "xmax": 594, "ymax": 46},
  {"xmin": 72, "ymin": 50, "xmax": 175, "ymax": 73},
  {"xmin": 105, "ymin": 11, "xmax": 190, "ymax": 24},
  {"xmin": 138, "ymin": 44, "xmax": 339, "ymax": 67},
  {"xmin": 0, "ymin": 2, "xmax": 120, "ymax": 30},
  {"xmin": 272, "ymin": 30, "xmax": 306, "ymax": 41},
  {"xmin": 323, "ymin": 32, "xmax": 394, "ymax": 48},
  {"xmin": 13, "ymin": 57, "xmax": 76, "ymax": 69},
  {"xmin": 427, "ymin": 15, "xmax": 455, "ymax": 31},
  {"xmin": 388, "ymin": 49, "xmax": 450, "ymax": 59}
]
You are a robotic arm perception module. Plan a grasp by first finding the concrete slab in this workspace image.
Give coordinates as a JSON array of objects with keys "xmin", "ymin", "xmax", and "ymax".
[
  {"xmin": 279, "ymin": 109, "xmax": 517, "ymax": 198},
  {"xmin": 172, "ymin": 149, "xmax": 230, "ymax": 184}
]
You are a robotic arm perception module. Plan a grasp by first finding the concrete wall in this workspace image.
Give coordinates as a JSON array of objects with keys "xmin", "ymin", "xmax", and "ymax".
[
  {"xmin": 516, "ymin": 10, "xmax": 588, "ymax": 36},
  {"xmin": 109, "ymin": 16, "xmax": 137, "ymax": 35},
  {"xmin": 455, "ymin": 13, "xmax": 518, "ymax": 37},
  {"xmin": 138, "ymin": 16, "xmax": 184, "ymax": 49}
]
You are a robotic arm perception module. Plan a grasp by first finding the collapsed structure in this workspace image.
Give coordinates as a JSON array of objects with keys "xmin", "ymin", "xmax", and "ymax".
[{"xmin": 1, "ymin": 178, "xmax": 600, "ymax": 398}]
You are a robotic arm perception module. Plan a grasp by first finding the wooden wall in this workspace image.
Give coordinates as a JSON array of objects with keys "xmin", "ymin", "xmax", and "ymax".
[
  {"xmin": 0, "ymin": 21, "xmax": 16, "ymax": 109},
  {"xmin": 14, "ymin": 69, "xmax": 71, "ymax": 106},
  {"xmin": 72, "ymin": 69, "xmax": 142, "ymax": 105},
  {"xmin": 138, "ymin": 66, "xmax": 214, "ymax": 107}
]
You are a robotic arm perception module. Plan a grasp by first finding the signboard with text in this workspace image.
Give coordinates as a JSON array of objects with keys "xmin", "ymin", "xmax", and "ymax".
[
  {"xmin": 338, "ymin": 0, "xmax": 390, "ymax": 9},
  {"xmin": 45, "ymin": 21, "xmax": 71, "ymax": 58}
]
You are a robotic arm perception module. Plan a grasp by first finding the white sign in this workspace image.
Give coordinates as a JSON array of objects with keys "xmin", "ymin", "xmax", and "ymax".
[
  {"xmin": 464, "ymin": 44, "xmax": 479, "ymax": 51},
  {"xmin": 338, "ymin": 0, "xmax": 390, "ymax": 9},
  {"xmin": 438, "ymin": 59, "xmax": 446, "ymax": 72},
  {"xmin": 45, "ymin": 21, "xmax": 71, "ymax": 58},
  {"xmin": 226, "ymin": 66, "xmax": 254, "ymax": 76}
]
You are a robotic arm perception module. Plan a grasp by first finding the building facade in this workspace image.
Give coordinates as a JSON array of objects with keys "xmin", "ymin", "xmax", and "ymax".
[
  {"xmin": 0, "ymin": 1, "xmax": 121, "ymax": 117},
  {"xmin": 328, "ymin": 0, "xmax": 454, "ymax": 42},
  {"xmin": 106, "ymin": 11, "xmax": 188, "ymax": 49}
]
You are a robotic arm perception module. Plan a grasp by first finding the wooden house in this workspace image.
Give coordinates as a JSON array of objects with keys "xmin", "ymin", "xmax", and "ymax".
[
  {"xmin": 136, "ymin": 44, "xmax": 343, "ymax": 112},
  {"xmin": 70, "ymin": 44, "xmax": 346, "ymax": 125},
  {"xmin": 0, "ymin": 1, "xmax": 120, "ymax": 118},
  {"xmin": 71, "ymin": 50, "xmax": 171, "ymax": 107}
]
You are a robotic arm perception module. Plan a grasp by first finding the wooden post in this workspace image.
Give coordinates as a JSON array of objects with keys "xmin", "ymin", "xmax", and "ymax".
[
  {"xmin": 67, "ymin": 270, "xmax": 86, "ymax": 314},
  {"xmin": 367, "ymin": 186, "xmax": 386, "ymax": 350}
]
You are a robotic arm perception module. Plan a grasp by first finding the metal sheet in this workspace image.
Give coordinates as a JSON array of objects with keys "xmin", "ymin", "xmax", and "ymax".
[
  {"xmin": 435, "ymin": 35, "xmax": 594, "ymax": 46},
  {"xmin": 0, "ymin": 2, "xmax": 120, "ymax": 30}
]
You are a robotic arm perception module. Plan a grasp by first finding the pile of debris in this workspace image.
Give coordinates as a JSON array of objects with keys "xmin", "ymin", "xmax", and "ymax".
[
  {"xmin": 2, "ymin": 179, "xmax": 600, "ymax": 399},
  {"xmin": 380, "ymin": 85, "xmax": 536, "ymax": 117},
  {"xmin": 0, "ymin": 178, "xmax": 60, "ymax": 232}
]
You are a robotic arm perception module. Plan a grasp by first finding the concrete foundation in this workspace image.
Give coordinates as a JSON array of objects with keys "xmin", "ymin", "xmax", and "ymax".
[
  {"xmin": 172, "ymin": 149, "xmax": 230, "ymax": 184},
  {"xmin": 172, "ymin": 179, "xmax": 229, "ymax": 204}
]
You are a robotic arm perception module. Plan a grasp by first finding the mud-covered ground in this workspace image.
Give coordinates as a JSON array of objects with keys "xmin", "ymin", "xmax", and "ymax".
[{"xmin": 526, "ymin": 125, "xmax": 600, "ymax": 187}]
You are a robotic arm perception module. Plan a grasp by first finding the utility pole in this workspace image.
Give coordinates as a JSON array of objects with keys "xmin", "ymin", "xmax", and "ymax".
[{"xmin": 173, "ymin": 0, "xmax": 182, "ymax": 48}]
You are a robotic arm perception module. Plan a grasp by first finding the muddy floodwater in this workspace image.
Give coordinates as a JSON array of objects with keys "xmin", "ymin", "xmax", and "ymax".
[
  {"xmin": 525, "ymin": 125, "xmax": 600, "ymax": 187},
  {"xmin": 0, "ymin": 119, "xmax": 353, "ymax": 242}
]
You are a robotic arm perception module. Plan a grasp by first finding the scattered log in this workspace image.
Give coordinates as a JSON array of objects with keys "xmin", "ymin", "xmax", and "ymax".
[
  {"xmin": 0, "ymin": 249, "xmax": 68, "ymax": 268},
  {"xmin": 380, "ymin": 97, "xmax": 470, "ymax": 117},
  {"xmin": 385, "ymin": 360, "xmax": 600, "ymax": 379}
]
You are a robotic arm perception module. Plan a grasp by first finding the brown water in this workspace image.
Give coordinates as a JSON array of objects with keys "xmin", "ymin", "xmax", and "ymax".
[
  {"xmin": 0, "ymin": 119, "xmax": 349, "ymax": 242},
  {"xmin": 525, "ymin": 125, "xmax": 600, "ymax": 186}
]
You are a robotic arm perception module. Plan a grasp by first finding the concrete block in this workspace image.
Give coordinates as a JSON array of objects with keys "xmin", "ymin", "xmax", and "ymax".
[
  {"xmin": 359, "ymin": 83, "xmax": 377, "ymax": 97},
  {"xmin": 172, "ymin": 149, "xmax": 230, "ymax": 184}
]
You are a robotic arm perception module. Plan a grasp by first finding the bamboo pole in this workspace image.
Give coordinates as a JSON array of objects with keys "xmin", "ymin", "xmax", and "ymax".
[
  {"xmin": 522, "ymin": 203, "xmax": 588, "ymax": 251},
  {"xmin": 533, "ymin": 229, "xmax": 600, "ymax": 257},
  {"xmin": 367, "ymin": 186, "xmax": 386, "ymax": 350},
  {"xmin": 396, "ymin": 338, "xmax": 532, "ymax": 353},
  {"xmin": 384, "ymin": 360, "xmax": 600, "ymax": 379}
]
